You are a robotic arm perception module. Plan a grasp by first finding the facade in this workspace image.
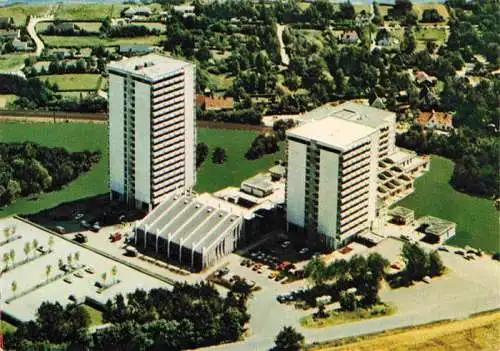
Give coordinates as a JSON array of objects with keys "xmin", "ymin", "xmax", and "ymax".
[
  {"xmin": 107, "ymin": 54, "xmax": 196, "ymax": 211},
  {"xmin": 285, "ymin": 102, "xmax": 428, "ymax": 250},
  {"xmin": 286, "ymin": 115, "xmax": 380, "ymax": 249}
]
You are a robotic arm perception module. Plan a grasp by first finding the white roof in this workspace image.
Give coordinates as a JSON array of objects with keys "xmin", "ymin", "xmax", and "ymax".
[
  {"xmin": 287, "ymin": 117, "xmax": 375, "ymax": 151},
  {"xmin": 107, "ymin": 54, "xmax": 192, "ymax": 82}
]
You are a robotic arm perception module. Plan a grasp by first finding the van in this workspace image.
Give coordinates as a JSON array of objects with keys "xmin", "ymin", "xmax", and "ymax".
[{"xmin": 55, "ymin": 226, "xmax": 66, "ymax": 234}]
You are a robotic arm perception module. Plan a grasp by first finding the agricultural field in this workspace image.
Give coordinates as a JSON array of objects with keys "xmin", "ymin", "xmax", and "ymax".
[
  {"xmin": 0, "ymin": 4, "xmax": 50, "ymax": 25},
  {"xmin": 414, "ymin": 3, "xmax": 450, "ymax": 22},
  {"xmin": 195, "ymin": 128, "xmax": 285, "ymax": 193},
  {"xmin": 40, "ymin": 35, "xmax": 162, "ymax": 48},
  {"xmin": 397, "ymin": 156, "xmax": 499, "ymax": 252},
  {"xmin": 36, "ymin": 21, "xmax": 102, "ymax": 33},
  {"xmin": 41, "ymin": 74, "xmax": 102, "ymax": 91},
  {"xmin": 0, "ymin": 53, "xmax": 30, "ymax": 71},
  {"xmin": 82, "ymin": 304, "xmax": 104, "ymax": 326},
  {"xmin": 307, "ymin": 311, "xmax": 500, "ymax": 351},
  {"xmin": 0, "ymin": 121, "xmax": 108, "ymax": 218},
  {"xmin": 54, "ymin": 3, "xmax": 163, "ymax": 20},
  {"xmin": 415, "ymin": 26, "xmax": 448, "ymax": 50}
]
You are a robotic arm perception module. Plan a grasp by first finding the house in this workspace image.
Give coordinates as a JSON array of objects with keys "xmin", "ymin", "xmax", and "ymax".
[
  {"xmin": 12, "ymin": 38, "xmax": 29, "ymax": 51},
  {"xmin": 119, "ymin": 44, "xmax": 153, "ymax": 56},
  {"xmin": 416, "ymin": 110, "xmax": 453, "ymax": 131},
  {"xmin": 196, "ymin": 95, "xmax": 234, "ymax": 111},
  {"xmin": 414, "ymin": 71, "xmax": 437, "ymax": 85},
  {"xmin": 0, "ymin": 17, "xmax": 14, "ymax": 30},
  {"xmin": 123, "ymin": 7, "xmax": 152, "ymax": 17},
  {"xmin": 340, "ymin": 30, "xmax": 359, "ymax": 44},
  {"xmin": 0, "ymin": 29, "xmax": 20, "ymax": 40},
  {"xmin": 172, "ymin": 5, "xmax": 195, "ymax": 15},
  {"xmin": 377, "ymin": 36, "xmax": 392, "ymax": 46},
  {"xmin": 417, "ymin": 216, "xmax": 456, "ymax": 244}
]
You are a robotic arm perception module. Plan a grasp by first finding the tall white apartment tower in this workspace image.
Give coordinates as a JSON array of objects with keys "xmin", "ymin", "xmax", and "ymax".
[
  {"xmin": 107, "ymin": 54, "xmax": 196, "ymax": 211},
  {"xmin": 285, "ymin": 103, "xmax": 395, "ymax": 249}
]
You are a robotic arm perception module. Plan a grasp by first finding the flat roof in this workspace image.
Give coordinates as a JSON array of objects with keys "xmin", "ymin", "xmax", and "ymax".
[
  {"xmin": 389, "ymin": 206, "xmax": 415, "ymax": 218},
  {"xmin": 287, "ymin": 116, "xmax": 375, "ymax": 151},
  {"xmin": 107, "ymin": 54, "xmax": 192, "ymax": 82},
  {"xmin": 417, "ymin": 216, "xmax": 456, "ymax": 236},
  {"xmin": 241, "ymin": 174, "xmax": 274, "ymax": 191},
  {"xmin": 302, "ymin": 102, "xmax": 395, "ymax": 129},
  {"xmin": 385, "ymin": 148, "xmax": 415, "ymax": 164}
]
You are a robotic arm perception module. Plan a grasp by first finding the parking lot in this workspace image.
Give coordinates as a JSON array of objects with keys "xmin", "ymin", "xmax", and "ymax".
[{"xmin": 1, "ymin": 217, "xmax": 170, "ymax": 322}]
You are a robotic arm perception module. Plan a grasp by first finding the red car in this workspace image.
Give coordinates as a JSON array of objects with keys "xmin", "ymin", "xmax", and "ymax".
[{"xmin": 110, "ymin": 232, "xmax": 122, "ymax": 242}]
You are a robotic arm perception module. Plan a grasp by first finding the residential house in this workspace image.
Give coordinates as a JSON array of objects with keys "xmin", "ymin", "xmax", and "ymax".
[
  {"xmin": 172, "ymin": 5, "xmax": 195, "ymax": 15},
  {"xmin": 196, "ymin": 95, "xmax": 234, "ymax": 111},
  {"xmin": 0, "ymin": 17, "xmax": 14, "ymax": 30},
  {"xmin": 414, "ymin": 71, "xmax": 437, "ymax": 85},
  {"xmin": 0, "ymin": 29, "xmax": 20, "ymax": 40},
  {"xmin": 416, "ymin": 110, "xmax": 453, "ymax": 131},
  {"xmin": 340, "ymin": 30, "xmax": 359, "ymax": 44},
  {"xmin": 123, "ymin": 7, "xmax": 152, "ymax": 17},
  {"xmin": 12, "ymin": 38, "xmax": 29, "ymax": 51}
]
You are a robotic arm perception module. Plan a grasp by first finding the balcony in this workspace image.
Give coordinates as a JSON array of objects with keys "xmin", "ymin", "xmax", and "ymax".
[
  {"xmin": 153, "ymin": 152, "xmax": 184, "ymax": 171},
  {"xmin": 153, "ymin": 159, "xmax": 184, "ymax": 178},
  {"xmin": 153, "ymin": 142, "xmax": 185, "ymax": 163},
  {"xmin": 342, "ymin": 164, "xmax": 371, "ymax": 183},
  {"xmin": 153, "ymin": 75, "xmax": 184, "ymax": 91},
  {"xmin": 341, "ymin": 174, "xmax": 369, "ymax": 193},
  {"xmin": 153, "ymin": 174, "xmax": 184, "ymax": 194},
  {"xmin": 341, "ymin": 187, "xmax": 369, "ymax": 205},
  {"xmin": 152, "ymin": 129, "xmax": 185, "ymax": 150},
  {"xmin": 340, "ymin": 201, "xmax": 368, "ymax": 221},
  {"xmin": 152, "ymin": 83, "xmax": 184, "ymax": 103},
  {"xmin": 152, "ymin": 113, "xmax": 185, "ymax": 131},
  {"xmin": 153, "ymin": 165, "xmax": 185, "ymax": 184},
  {"xmin": 340, "ymin": 213, "xmax": 368, "ymax": 233}
]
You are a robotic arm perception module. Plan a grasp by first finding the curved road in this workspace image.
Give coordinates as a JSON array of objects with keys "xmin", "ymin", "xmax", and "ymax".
[
  {"xmin": 27, "ymin": 14, "xmax": 54, "ymax": 56},
  {"xmin": 276, "ymin": 24, "xmax": 290, "ymax": 66}
]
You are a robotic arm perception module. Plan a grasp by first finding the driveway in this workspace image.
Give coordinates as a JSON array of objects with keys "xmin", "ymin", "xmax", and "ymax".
[
  {"xmin": 276, "ymin": 24, "xmax": 290, "ymax": 66},
  {"xmin": 27, "ymin": 14, "xmax": 54, "ymax": 56}
]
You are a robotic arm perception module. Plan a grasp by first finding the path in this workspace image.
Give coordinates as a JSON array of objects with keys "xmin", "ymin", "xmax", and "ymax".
[
  {"xmin": 26, "ymin": 6, "xmax": 55, "ymax": 57},
  {"xmin": 276, "ymin": 24, "xmax": 290, "ymax": 66}
]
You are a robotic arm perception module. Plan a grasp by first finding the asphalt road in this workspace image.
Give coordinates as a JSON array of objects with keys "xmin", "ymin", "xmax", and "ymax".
[{"xmin": 27, "ymin": 14, "xmax": 54, "ymax": 56}]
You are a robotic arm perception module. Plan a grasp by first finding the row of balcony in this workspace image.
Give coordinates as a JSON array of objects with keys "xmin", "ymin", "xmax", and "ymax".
[
  {"xmin": 152, "ymin": 83, "xmax": 184, "ymax": 103},
  {"xmin": 153, "ymin": 111, "xmax": 184, "ymax": 132},
  {"xmin": 152, "ymin": 74, "xmax": 184, "ymax": 91},
  {"xmin": 153, "ymin": 150, "xmax": 184, "ymax": 172},
  {"xmin": 153, "ymin": 126, "xmax": 184, "ymax": 146},
  {"xmin": 153, "ymin": 174, "xmax": 184, "ymax": 198},
  {"xmin": 152, "ymin": 100, "xmax": 184, "ymax": 119},
  {"xmin": 153, "ymin": 142, "xmax": 185, "ymax": 164}
]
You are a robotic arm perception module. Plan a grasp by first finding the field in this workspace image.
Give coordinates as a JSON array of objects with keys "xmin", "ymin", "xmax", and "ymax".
[
  {"xmin": 415, "ymin": 27, "xmax": 447, "ymax": 50},
  {"xmin": 42, "ymin": 74, "xmax": 102, "ymax": 91},
  {"xmin": 397, "ymin": 156, "xmax": 499, "ymax": 252},
  {"xmin": 0, "ymin": 94, "xmax": 17, "ymax": 108},
  {"xmin": 414, "ymin": 3, "xmax": 450, "ymax": 22},
  {"xmin": 41, "ymin": 35, "xmax": 162, "ymax": 48},
  {"xmin": 82, "ymin": 304, "xmax": 104, "ymax": 326},
  {"xmin": 0, "ymin": 4, "xmax": 50, "ymax": 25},
  {"xmin": 195, "ymin": 128, "xmax": 285, "ymax": 193},
  {"xmin": 207, "ymin": 73, "xmax": 234, "ymax": 91},
  {"xmin": 36, "ymin": 21, "xmax": 102, "ymax": 32},
  {"xmin": 306, "ymin": 310, "xmax": 500, "ymax": 351},
  {"xmin": 0, "ymin": 122, "xmax": 282, "ymax": 216},
  {"xmin": 54, "ymin": 3, "xmax": 163, "ymax": 20},
  {"xmin": 0, "ymin": 53, "xmax": 30, "ymax": 71},
  {"xmin": 0, "ymin": 121, "xmax": 108, "ymax": 218}
]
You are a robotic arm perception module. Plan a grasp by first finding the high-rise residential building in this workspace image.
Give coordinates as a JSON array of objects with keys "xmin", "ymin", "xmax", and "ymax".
[
  {"xmin": 286, "ymin": 115, "xmax": 380, "ymax": 249},
  {"xmin": 107, "ymin": 54, "xmax": 196, "ymax": 211}
]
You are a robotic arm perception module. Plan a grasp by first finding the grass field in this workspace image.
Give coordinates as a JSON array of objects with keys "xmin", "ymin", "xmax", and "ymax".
[
  {"xmin": 0, "ymin": 121, "xmax": 108, "ymax": 218},
  {"xmin": 41, "ymin": 35, "xmax": 162, "ymax": 48},
  {"xmin": 41, "ymin": 74, "xmax": 102, "ymax": 91},
  {"xmin": 0, "ymin": 4, "xmax": 50, "ymax": 25},
  {"xmin": 82, "ymin": 304, "xmax": 104, "ymax": 326},
  {"xmin": 414, "ymin": 3, "xmax": 450, "ymax": 22},
  {"xmin": 195, "ymin": 128, "xmax": 285, "ymax": 193},
  {"xmin": 1, "ymin": 320, "xmax": 17, "ymax": 334},
  {"xmin": 0, "ymin": 53, "xmax": 29, "ymax": 71},
  {"xmin": 301, "ymin": 304, "xmax": 395, "ymax": 329},
  {"xmin": 0, "ymin": 94, "xmax": 17, "ymax": 108},
  {"xmin": 54, "ymin": 3, "xmax": 162, "ymax": 20},
  {"xmin": 396, "ymin": 156, "xmax": 499, "ymax": 252},
  {"xmin": 307, "ymin": 310, "xmax": 500, "ymax": 351},
  {"xmin": 0, "ymin": 122, "xmax": 282, "ymax": 216},
  {"xmin": 207, "ymin": 73, "xmax": 234, "ymax": 91}
]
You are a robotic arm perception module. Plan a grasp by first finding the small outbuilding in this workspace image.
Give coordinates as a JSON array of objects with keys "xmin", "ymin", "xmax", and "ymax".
[
  {"xmin": 389, "ymin": 206, "xmax": 415, "ymax": 225},
  {"xmin": 240, "ymin": 174, "xmax": 274, "ymax": 198},
  {"xmin": 416, "ymin": 216, "xmax": 456, "ymax": 244}
]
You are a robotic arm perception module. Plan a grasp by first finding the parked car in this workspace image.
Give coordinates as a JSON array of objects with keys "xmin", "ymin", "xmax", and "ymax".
[
  {"xmin": 74, "ymin": 233, "xmax": 88, "ymax": 243},
  {"xmin": 455, "ymin": 249, "xmax": 465, "ymax": 256},
  {"xmin": 218, "ymin": 267, "xmax": 230, "ymax": 276},
  {"xmin": 80, "ymin": 220, "xmax": 90, "ymax": 229},
  {"xmin": 299, "ymin": 247, "xmax": 309, "ymax": 255},
  {"xmin": 252, "ymin": 263, "xmax": 262, "ymax": 271},
  {"xmin": 63, "ymin": 277, "xmax": 73, "ymax": 284},
  {"xmin": 125, "ymin": 247, "xmax": 138, "ymax": 257},
  {"xmin": 91, "ymin": 222, "xmax": 101, "ymax": 232},
  {"xmin": 74, "ymin": 272, "xmax": 84, "ymax": 278},
  {"xmin": 437, "ymin": 246, "xmax": 449, "ymax": 252},
  {"xmin": 268, "ymin": 271, "xmax": 278, "ymax": 279},
  {"xmin": 281, "ymin": 241, "xmax": 291, "ymax": 249},
  {"xmin": 54, "ymin": 226, "xmax": 66, "ymax": 234},
  {"xmin": 257, "ymin": 267, "xmax": 264, "ymax": 274},
  {"xmin": 85, "ymin": 266, "xmax": 95, "ymax": 274},
  {"xmin": 110, "ymin": 232, "xmax": 122, "ymax": 242},
  {"xmin": 74, "ymin": 213, "xmax": 84, "ymax": 221}
]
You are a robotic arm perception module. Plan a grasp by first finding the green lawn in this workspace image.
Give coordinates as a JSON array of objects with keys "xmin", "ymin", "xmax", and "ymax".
[
  {"xmin": 41, "ymin": 35, "xmax": 162, "ymax": 48},
  {"xmin": 42, "ymin": 74, "xmax": 102, "ymax": 91},
  {"xmin": 0, "ymin": 123, "xmax": 282, "ymax": 216},
  {"xmin": 207, "ymin": 73, "xmax": 234, "ymax": 91},
  {"xmin": 55, "ymin": 3, "xmax": 125, "ymax": 20},
  {"xmin": 82, "ymin": 304, "xmax": 104, "ymax": 326},
  {"xmin": 1, "ymin": 320, "xmax": 17, "ymax": 334},
  {"xmin": 0, "ymin": 121, "xmax": 108, "ymax": 218},
  {"xmin": 195, "ymin": 128, "xmax": 285, "ymax": 193},
  {"xmin": 0, "ymin": 53, "xmax": 30, "ymax": 71},
  {"xmin": 396, "ymin": 156, "xmax": 499, "ymax": 252},
  {"xmin": 0, "ymin": 4, "xmax": 50, "ymax": 25},
  {"xmin": 0, "ymin": 94, "xmax": 17, "ymax": 108},
  {"xmin": 301, "ymin": 304, "xmax": 396, "ymax": 328}
]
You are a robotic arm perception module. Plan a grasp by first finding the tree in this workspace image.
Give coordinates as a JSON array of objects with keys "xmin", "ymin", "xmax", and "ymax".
[
  {"xmin": 48, "ymin": 236, "xmax": 55, "ymax": 252},
  {"xmin": 11, "ymin": 280, "xmax": 17, "ymax": 297},
  {"xmin": 3, "ymin": 252, "xmax": 10, "ymax": 270},
  {"xmin": 304, "ymin": 257, "xmax": 327, "ymax": 286},
  {"xmin": 402, "ymin": 242, "xmax": 429, "ymax": 282},
  {"xmin": 196, "ymin": 142, "xmax": 209, "ymax": 168},
  {"xmin": 58, "ymin": 258, "xmax": 64, "ymax": 269},
  {"xmin": 421, "ymin": 9, "xmax": 444, "ymax": 23},
  {"xmin": 274, "ymin": 326, "xmax": 304, "ymax": 351},
  {"xmin": 401, "ymin": 27, "xmax": 416, "ymax": 53},
  {"xmin": 339, "ymin": 291, "xmax": 357, "ymax": 311},
  {"xmin": 428, "ymin": 251, "xmax": 445, "ymax": 277},
  {"xmin": 9, "ymin": 249, "xmax": 15, "ymax": 266},
  {"xmin": 32, "ymin": 239, "xmax": 39, "ymax": 252},
  {"xmin": 3, "ymin": 226, "xmax": 11, "ymax": 242},
  {"xmin": 212, "ymin": 147, "xmax": 227, "ymax": 164},
  {"xmin": 273, "ymin": 119, "xmax": 297, "ymax": 141},
  {"xmin": 74, "ymin": 251, "xmax": 80, "ymax": 263},
  {"xmin": 111, "ymin": 265, "xmax": 118, "ymax": 283},
  {"xmin": 102, "ymin": 272, "xmax": 107, "ymax": 285},
  {"xmin": 45, "ymin": 264, "xmax": 52, "ymax": 282},
  {"xmin": 24, "ymin": 241, "xmax": 31, "ymax": 259},
  {"xmin": 67, "ymin": 254, "xmax": 73, "ymax": 267}
]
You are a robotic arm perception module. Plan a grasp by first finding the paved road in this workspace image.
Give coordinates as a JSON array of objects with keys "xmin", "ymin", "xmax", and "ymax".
[
  {"xmin": 203, "ymin": 248, "xmax": 500, "ymax": 351},
  {"xmin": 276, "ymin": 24, "xmax": 290, "ymax": 66},
  {"xmin": 27, "ymin": 14, "xmax": 54, "ymax": 56}
]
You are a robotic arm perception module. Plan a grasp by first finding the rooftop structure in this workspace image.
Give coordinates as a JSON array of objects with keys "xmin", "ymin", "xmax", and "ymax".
[
  {"xmin": 107, "ymin": 53, "xmax": 192, "ymax": 82},
  {"xmin": 416, "ymin": 216, "xmax": 456, "ymax": 242},
  {"xmin": 241, "ymin": 174, "xmax": 275, "ymax": 198},
  {"xmin": 388, "ymin": 206, "xmax": 415, "ymax": 225},
  {"xmin": 416, "ymin": 110, "xmax": 453, "ymax": 131}
]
